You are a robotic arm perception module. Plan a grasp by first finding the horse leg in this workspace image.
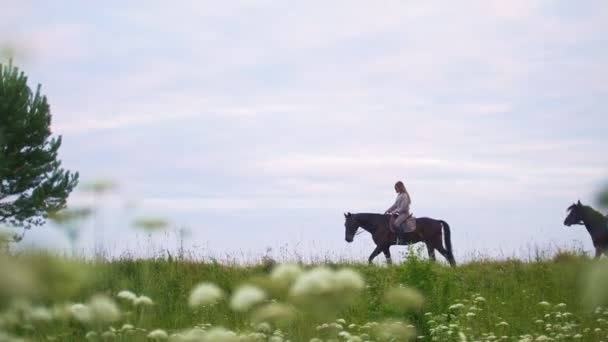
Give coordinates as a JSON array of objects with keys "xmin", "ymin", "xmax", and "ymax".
[
  {"xmin": 425, "ymin": 243, "xmax": 436, "ymax": 261},
  {"xmin": 383, "ymin": 246, "xmax": 392, "ymax": 265},
  {"xmin": 368, "ymin": 245, "xmax": 384, "ymax": 264},
  {"xmin": 595, "ymin": 247, "xmax": 603, "ymax": 259},
  {"xmin": 436, "ymin": 244, "xmax": 456, "ymax": 267}
]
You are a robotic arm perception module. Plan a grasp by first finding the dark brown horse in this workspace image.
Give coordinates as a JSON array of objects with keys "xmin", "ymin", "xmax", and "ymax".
[
  {"xmin": 343, "ymin": 212, "xmax": 456, "ymax": 266},
  {"xmin": 564, "ymin": 200, "xmax": 608, "ymax": 258}
]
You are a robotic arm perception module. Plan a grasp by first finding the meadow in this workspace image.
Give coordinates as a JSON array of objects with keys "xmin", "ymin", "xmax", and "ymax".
[{"xmin": 2, "ymin": 248, "xmax": 608, "ymax": 342}]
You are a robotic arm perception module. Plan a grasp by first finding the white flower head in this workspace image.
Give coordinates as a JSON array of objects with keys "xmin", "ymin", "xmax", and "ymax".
[
  {"xmin": 101, "ymin": 331, "xmax": 116, "ymax": 339},
  {"xmin": 375, "ymin": 320, "xmax": 415, "ymax": 341},
  {"xmin": 189, "ymin": 282, "xmax": 224, "ymax": 307},
  {"xmin": 256, "ymin": 322, "xmax": 272, "ymax": 334},
  {"xmin": 117, "ymin": 290, "xmax": 137, "ymax": 303},
  {"xmin": 449, "ymin": 303, "xmax": 465, "ymax": 310},
  {"xmin": 251, "ymin": 303, "xmax": 296, "ymax": 325},
  {"xmin": 135, "ymin": 295, "xmax": 154, "ymax": 306},
  {"xmin": 28, "ymin": 307, "xmax": 53, "ymax": 322},
  {"xmin": 203, "ymin": 327, "xmax": 238, "ymax": 342},
  {"xmin": 147, "ymin": 329, "xmax": 168, "ymax": 340},
  {"xmin": 474, "ymin": 296, "xmax": 486, "ymax": 303},
  {"xmin": 121, "ymin": 324, "xmax": 134, "ymax": 331},
  {"xmin": 290, "ymin": 267, "xmax": 335, "ymax": 297},
  {"xmin": 270, "ymin": 264, "xmax": 302, "ymax": 284},
  {"xmin": 333, "ymin": 269, "xmax": 365, "ymax": 292},
  {"xmin": 88, "ymin": 295, "xmax": 121, "ymax": 323},
  {"xmin": 70, "ymin": 303, "xmax": 93, "ymax": 323},
  {"xmin": 230, "ymin": 285, "xmax": 266, "ymax": 312}
]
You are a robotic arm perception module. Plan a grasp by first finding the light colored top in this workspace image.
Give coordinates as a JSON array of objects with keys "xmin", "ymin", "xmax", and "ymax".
[{"xmin": 386, "ymin": 192, "xmax": 411, "ymax": 215}]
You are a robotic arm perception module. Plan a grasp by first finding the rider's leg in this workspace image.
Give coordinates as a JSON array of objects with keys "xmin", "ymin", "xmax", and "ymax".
[{"xmin": 394, "ymin": 214, "xmax": 408, "ymax": 234}]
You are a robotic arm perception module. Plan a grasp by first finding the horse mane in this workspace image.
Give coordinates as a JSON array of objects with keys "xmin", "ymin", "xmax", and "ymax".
[{"xmin": 580, "ymin": 204, "xmax": 605, "ymax": 220}]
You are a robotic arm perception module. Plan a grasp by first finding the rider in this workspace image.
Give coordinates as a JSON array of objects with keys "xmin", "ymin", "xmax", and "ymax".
[{"xmin": 385, "ymin": 181, "xmax": 413, "ymax": 235}]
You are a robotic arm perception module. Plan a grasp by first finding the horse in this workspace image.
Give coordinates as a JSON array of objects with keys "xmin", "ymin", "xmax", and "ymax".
[
  {"xmin": 343, "ymin": 212, "xmax": 456, "ymax": 266},
  {"xmin": 564, "ymin": 200, "xmax": 608, "ymax": 258}
]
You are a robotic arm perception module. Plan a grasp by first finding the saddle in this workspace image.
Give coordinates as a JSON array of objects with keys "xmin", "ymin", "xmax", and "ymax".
[{"xmin": 388, "ymin": 213, "xmax": 415, "ymax": 233}]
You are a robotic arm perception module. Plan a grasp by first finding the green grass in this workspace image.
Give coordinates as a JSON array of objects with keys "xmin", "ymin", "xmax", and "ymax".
[{"xmin": 1, "ymin": 250, "xmax": 607, "ymax": 341}]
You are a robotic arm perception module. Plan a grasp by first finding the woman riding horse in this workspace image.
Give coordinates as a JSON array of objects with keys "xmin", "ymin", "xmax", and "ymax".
[{"xmin": 385, "ymin": 181, "xmax": 416, "ymax": 237}]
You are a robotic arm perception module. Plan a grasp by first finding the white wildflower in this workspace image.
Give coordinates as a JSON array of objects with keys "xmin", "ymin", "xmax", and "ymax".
[
  {"xmin": 89, "ymin": 295, "xmax": 121, "ymax": 323},
  {"xmin": 147, "ymin": 329, "xmax": 168, "ymax": 340},
  {"xmin": 189, "ymin": 282, "xmax": 224, "ymax": 307},
  {"xmin": 28, "ymin": 307, "xmax": 53, "ymax": 322},
  {"xmin": 135, "ymin": 295, "xmax": 154, "ymax": 306},
  {"xmin": 117, "ymin": 290, "xmax": 137, "ymax": 302},
  {"xmin": 538, "ymin": 301, "xmax": 550, "ymax": 307},
  {"xmin": 230, "ymin": 285, "xmax": 266, "ymax": 312},
  {"xmin": 290, "ymin": 267, "xmax": 334, "ymax": 296},
  {"xmin": 474, "ymin": 296, "xmax": 486, "ymax": 303},
  {"xmin": 70, "ymin": 303, "xmax": 93, "ymax": 323},
  {"xmin": 121, "ymin": 324, "xmax": 135, "ymax": 331},
  {"xmin": 101, "ymin": 331, "xmax": 116, "ymax": 339},
  {"xmin": 333, "ymin": 269, "xmax": 365, "ymax": 291},
  {"xmin": 204, "ymin": 327, "xmax": 238, "ymax": 342},
  {"xmin": 251, "ymin": 303, "xmax": 296, "ymax": 324},
  {"xmin": 256, "ymin": 322, "xmax": 272, "ymax": 333},
  {"xmin": 375, "ymin": 320, "xmax": 415, "ymax": 340},
  {"xmin": 270, "ymin": 264, "xmax": 302, "ymax": 284}
]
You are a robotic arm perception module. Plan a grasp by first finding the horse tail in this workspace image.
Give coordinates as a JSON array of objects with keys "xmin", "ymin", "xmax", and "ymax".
[{"xmin": 439, "ymin": 220, "xmax": 455, "ymax": 265}]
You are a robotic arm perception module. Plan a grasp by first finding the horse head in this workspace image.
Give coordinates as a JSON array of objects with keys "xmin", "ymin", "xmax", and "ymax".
[
  {"xmin": 564, "ymin": 200, "xmax": 584, "ymax": 227},
  {"xmin": 343, "ymin": 212, "xmax": 359, "ymax": 243}
]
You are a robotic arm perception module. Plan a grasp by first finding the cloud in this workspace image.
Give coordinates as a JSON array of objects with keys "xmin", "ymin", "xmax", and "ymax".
[{"xmin": 4, "ymin": 1, "xmax": 607, "ymax": 258}]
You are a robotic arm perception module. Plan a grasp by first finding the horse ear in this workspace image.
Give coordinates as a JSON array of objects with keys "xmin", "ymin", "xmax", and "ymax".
[
  {"xmin": 344, "ymin": 213, "xmax": 347, "ymax": 218},
  {"xmin": 577, "ymin": 199, "xmax": 582, "ymax": 205},
  {"xmin": 347, "ymin": 212, "xmax": 352, "ymax": 216}
]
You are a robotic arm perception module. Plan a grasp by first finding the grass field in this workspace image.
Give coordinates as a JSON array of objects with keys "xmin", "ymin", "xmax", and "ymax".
[{"xmin": 1, "ymin": 250, "xmax": 608, "ymax": 341}]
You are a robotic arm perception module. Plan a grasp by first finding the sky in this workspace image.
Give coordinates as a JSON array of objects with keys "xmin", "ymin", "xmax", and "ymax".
[{"xmin": 1, "ymin": 1, "xmax": 607, "ymax": 263}]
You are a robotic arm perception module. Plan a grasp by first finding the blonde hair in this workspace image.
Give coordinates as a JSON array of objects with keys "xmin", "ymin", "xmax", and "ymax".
[{"xmin": 394, "ymin": 181, "xmax": 411, "ymax": 200}]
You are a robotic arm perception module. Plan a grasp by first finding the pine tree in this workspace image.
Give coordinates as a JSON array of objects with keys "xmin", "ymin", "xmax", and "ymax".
[{"xmin": 0, "ymin": 61, "xmax": 78, "ymax": 233}]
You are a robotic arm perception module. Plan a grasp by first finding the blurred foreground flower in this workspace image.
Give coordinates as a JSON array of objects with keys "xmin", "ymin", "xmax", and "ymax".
[
  {"xmin": 133, "ymin": 217, "xmax": 169, "ymax": 232},
  {"xmin": 189, "ymin": 282, "xmax": 224, "ymax": 307},
  {"xmin": 230, "ymin": 285, "xmax": 266, "ymax": 312},
  {"xmin": 0, "ymin": 253, "xmax": 92, "ymax": 306},
  {"xmin": 81, "ymin": 180, "xmax": 118, "ymax": 194},
  {"xmin": 384, "ymin": 286, "xmax": 424, "ymax": 311},
  {"xmin": 581, "ymin": 260, "xmax": 608, "ymax": 309}
]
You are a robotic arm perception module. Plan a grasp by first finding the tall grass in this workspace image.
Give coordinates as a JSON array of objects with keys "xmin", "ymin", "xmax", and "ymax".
[{"xmin": 1, "ymin": 249, "xmax": 607, "ymax": 341}]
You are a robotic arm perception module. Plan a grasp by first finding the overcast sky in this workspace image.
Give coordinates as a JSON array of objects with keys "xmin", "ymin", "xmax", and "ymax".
[{"xmin": 1, "ymin": 1, "xmax": 607, "ymax": 263}]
